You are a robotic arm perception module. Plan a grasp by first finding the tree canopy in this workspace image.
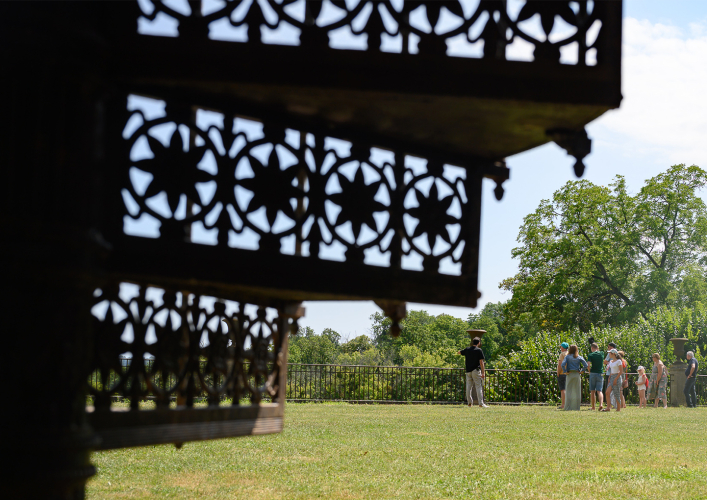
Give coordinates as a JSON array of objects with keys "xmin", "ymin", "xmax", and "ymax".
[{"xmin": 501, "ymin": 164, "xmax": 707, "ymax": 331}]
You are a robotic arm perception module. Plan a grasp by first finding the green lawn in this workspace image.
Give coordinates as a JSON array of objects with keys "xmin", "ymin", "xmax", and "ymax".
[{"xmin": 88, "ymin": 404, "xmax": 707, "ymax": 499}]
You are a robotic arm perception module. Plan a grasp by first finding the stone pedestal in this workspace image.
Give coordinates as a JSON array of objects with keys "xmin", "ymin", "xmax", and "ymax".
[
  {"xmin": 669, "ymin": 363, "xmax": 687, "ymax": 407},
  {"xmin": 669, "ymin": 338, "xmax": 689, "ymax": 407}
]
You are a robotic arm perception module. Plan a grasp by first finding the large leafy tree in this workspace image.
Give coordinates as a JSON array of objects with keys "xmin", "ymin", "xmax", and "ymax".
[
  {"xmin": 501, "ymin": 164, "xmax": 707, "ymax": 330},
  {"xmin": 289, "ymin": 326, "xmax": 339, "ymax": 364}
]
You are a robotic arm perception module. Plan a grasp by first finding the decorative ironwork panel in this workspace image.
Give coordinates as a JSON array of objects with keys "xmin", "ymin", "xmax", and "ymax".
[
  {"xmin": 87, "ymin": 281, "xmax": 298, "ymax": 449},
  {"xmin": 138, "ymin": 0, "xmax": 610, "ymax": 66},
  {"xmin": 104, "ymin": 91, "xmax": 500, "ymax": 307}
]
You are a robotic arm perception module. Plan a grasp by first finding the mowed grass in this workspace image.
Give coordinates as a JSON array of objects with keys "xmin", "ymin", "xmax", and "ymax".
[{"xmin": 88, "ymin": 404, "xmax": 707, "ymax": 499}]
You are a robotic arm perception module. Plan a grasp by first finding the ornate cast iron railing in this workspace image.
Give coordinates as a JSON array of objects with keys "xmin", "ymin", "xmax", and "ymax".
[
  {"xmin": 111, "ymin": 1, "xmax": 622, "ymax": 170},
  {"xmin": 88, "ymin": 283, "xmax": 297, "ymax": 448},
  {"xmin": 92, "ymin": 363, "xmax": 703, "ymax": 407},
  {"xmin": 139, "ymin": 0, "xmax": 607, "ymax": 66},
  {"xmin": 104, "ymin": 92, "xmax": 505, "ymax": 313}
]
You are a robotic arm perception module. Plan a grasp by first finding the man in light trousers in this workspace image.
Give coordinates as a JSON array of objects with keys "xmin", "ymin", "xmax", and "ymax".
[{"xmin": 459, "ymin": 337, "xmax": 488, "ymax": 408}]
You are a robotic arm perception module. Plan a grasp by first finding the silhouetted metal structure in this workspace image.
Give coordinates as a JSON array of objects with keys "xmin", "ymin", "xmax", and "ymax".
[{"xmin": 1, "ymin": 1, "xmax": 621, "ymax": 497}]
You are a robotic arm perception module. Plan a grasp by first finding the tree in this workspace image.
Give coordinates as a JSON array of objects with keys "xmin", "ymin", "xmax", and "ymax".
[
  {"xmin": 288, "ymin": 326, "xmax": 338, "ymax": 364},
  {"xmin": 371, "ymin": 310, "xmax": 436, "ymax": 365},
  {"xmin": 465, "ymin": 301, "xmax": 537, "ymax": 360},
  {"xmin": 371, "ymin": 310, "xmax": 471, "ymax": 366},
  {"xmin": 340, "ymin": 335, "xmax": 374, "ymax": 354},
  {"xmin": 321, "ymin": 328, "xmax": 341, "ymax": 347},
  {"xmin": 501, "ymin": 164, "xmax": 707, "ymax": 331},
  {"xmin": 466, "ymin": 313, "xmax": 501, "ymax": 361}
]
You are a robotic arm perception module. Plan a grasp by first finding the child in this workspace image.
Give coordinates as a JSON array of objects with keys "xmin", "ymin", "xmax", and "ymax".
[{"xmin": 635, "ymin": 365, "xmax": 649, "ymax": 408}]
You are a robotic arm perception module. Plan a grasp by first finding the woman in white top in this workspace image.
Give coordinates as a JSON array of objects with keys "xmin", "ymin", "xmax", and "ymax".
[{"xmin": 602, "ymin": 349, "xmax": 624, "ymax": 412}]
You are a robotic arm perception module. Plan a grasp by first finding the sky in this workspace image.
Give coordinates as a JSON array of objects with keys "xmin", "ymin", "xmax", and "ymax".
[
  {"xmin": 298, "ymin": 0, "xmax": 707, "ymax": 341},
  {"xmin": 125, "ymin": 0, "xmax": 707, "ymax": 344}
]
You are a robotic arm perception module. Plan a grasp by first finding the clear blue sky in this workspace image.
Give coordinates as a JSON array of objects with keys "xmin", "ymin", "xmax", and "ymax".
[{"xmin": 300, "ymin": 0, "xmax": 707, "ymax": 340}]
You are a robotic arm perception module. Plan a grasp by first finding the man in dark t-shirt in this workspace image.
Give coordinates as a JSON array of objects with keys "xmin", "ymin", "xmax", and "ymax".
[
  {"xmin": 586, "ymin": 343, "xmax": 605, "ymax": 411},
  {"xmin": 684, "ymin": 351, "xmax": 699, "ymax": 408},
  {"xmin": 459, "ymin": 337, "xmax": 488, "ymax": 408}
]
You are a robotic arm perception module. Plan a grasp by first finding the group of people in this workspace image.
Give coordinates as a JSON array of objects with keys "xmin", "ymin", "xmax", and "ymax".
[
  {"xmin": 557, "ymin": 341, "xmax": 700, "ymax": 411},
  {"xmin": 458, "ymin": 336, "xmax": 699, "ymax": 409}
]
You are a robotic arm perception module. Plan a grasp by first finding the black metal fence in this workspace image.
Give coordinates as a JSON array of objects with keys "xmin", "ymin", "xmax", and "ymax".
[
  {"xmin": 286, "ymin": 364, "xmax": 707, "ymax": 406},
  {"xmin": 89, "ymin": 360, "xmax": 706, "ymax": 406}
]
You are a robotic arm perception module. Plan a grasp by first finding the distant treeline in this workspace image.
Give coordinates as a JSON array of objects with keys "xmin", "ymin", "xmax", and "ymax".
[{"xmin": 290, "ymin": 303, "xmax": 706, "ymax": 375}]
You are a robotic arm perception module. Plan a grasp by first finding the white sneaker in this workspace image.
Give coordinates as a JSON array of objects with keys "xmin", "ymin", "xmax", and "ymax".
[{"xmin": 480, "ymin": 404, "xmax": 490, "ymax": 408}]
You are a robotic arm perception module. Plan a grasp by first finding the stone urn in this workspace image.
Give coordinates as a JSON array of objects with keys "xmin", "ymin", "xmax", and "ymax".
[
  {"xmin": 670, "ymin": 338, "xmax": 689, "ymax": 361},
  {"xmin": 466, "ymin": 329, "xmax": 486, "ymax": 345}
]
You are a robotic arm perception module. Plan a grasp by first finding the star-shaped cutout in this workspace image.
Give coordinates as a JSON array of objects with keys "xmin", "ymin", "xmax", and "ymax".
[
  {"xmin": 328, "ymin": 167, "xmax": 387, "ymax": 240},
  {"xmin": 132, "ymin": 129, "xmax": 211, "ymax": 213},
  {"xmin": 407, "ymin": 182, "xmax": 458, "ymax": 252}
]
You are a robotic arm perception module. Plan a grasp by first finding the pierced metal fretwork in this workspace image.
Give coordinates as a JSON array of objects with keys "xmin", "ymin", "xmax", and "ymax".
[
  {"xmin": 139, "ymin": 0, "xmax": 608, "ymax": 65},
  {"xmin": 88, "ymin": 282, "xmax": 300, "ymax": 449},
  {"xmin": 109, "ymin": 93, "xmax": 504, "ymax": 306}
]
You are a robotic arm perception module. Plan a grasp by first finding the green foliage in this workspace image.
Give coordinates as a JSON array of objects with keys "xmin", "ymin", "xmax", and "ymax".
[
  {"xmin": 339, "ymin": 335, "xmax": 373, "ymax": 354},
  {"xmin": 321, "ymin": 328, "xmax": 341, "ymax": 346},
  {"xmin": 502, "ymin": 164, "xmax": 707, "ymax": 331},
  {"xmin": 399, "ymin": 345, "xmax": 450, "ymax": 368},
  {"xmin": 641, "ymin": 304, "xmax": 707, "ymax": 374},
  {"xmin": 288, "ymin": 326, "xmax": 338, "ymax": 364},
  {"xmin": 504, "ymin": 320, "xmax": 676, "ymax": 373},
  {"xmin": 371, "ymin": 310, "xmax": 469, "ymax": 367},
  {"xmin": 334, "ymin": 347, "xmax": 383, "ymax": 366},
  {"xmin": 466, "ymin": 311, "xmax": 501, "ymax": 360},
  {"xmin": 294, "ymin": 309, "xmax": 487, "ymax": 369}
]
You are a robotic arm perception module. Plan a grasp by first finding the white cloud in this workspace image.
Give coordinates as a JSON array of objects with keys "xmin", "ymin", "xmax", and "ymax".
[
  {"xmin": 594, "ymin": 17, "xmax": 707, "ymax": 167},
  {"xmin": 689, "ymin": 21, "xmax": 706, "ymax": 38}
]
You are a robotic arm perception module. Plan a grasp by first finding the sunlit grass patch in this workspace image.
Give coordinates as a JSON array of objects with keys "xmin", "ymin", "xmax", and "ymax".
[{"xmin": 89, "ymin": 404, "xmax": 707, "ymax": 499}]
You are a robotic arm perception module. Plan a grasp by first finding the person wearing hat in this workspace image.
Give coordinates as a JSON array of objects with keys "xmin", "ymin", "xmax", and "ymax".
[
  {"xmin": 602, "ymin": 349, "xmax": 624, "ymax": 412},
  {"xmin": 557, "ymin": 342, "xmax": 569, "ymax": 409}
]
